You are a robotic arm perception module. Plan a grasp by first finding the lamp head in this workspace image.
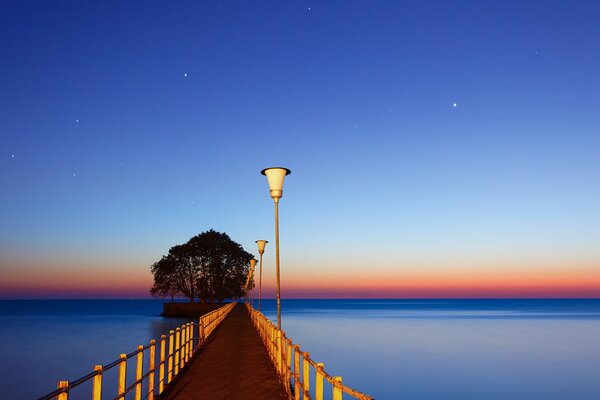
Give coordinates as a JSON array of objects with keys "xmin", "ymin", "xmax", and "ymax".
[
  {"xmin": 255, "ymin": 240, "xmax": 268, "ymax": 255},
  {"xmin": 250, "ymin": 259, "xmax": 257, "ymax": 269},
  {"xmin": 261, "ymin": 167, "xmax": 291, "ymax": 202}
]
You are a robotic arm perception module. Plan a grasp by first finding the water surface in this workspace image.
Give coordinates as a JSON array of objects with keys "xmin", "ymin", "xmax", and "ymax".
[{"xmin": 1, "ymin": 299, "xmax": 599, "ymax": 399}]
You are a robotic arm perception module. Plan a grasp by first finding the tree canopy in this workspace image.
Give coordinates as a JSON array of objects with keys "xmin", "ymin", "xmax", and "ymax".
[{"xmin": 150, "ymin": 229, "xmax": 253, "ymax": 303}]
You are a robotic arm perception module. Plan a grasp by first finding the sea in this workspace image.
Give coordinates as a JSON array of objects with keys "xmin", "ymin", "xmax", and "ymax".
[{"xmin": 0, "ymin": 299, "xmax": 599, "ymax": 399}]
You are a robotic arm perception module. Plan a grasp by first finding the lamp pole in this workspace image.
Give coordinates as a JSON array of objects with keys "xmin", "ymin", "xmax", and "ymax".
[
  {"xmin": 249, "ymin": 259, "xmax": 256, "ymax": 307},
  {"xmin": 255, "ymin": 240, "xmax": 268, "ymax": 312},
  {"xmin": 261, "ymin": 167, "xmax": 291, "ymax": 330},
  {"xmin": 245, "ymin": 260, "xmax": 256, "ymax": 305}
]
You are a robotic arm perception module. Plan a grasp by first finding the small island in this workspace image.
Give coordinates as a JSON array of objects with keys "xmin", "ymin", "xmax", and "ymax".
[{"xmin": 150, "ymin": 229, "xmax": 253, "ymax": 317}]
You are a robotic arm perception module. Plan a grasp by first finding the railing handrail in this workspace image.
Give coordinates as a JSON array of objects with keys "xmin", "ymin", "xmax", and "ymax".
[
  {"xmin": 37, "ymin": 302, "xmax": 237, "ymax": 400},
  {"xmin": 246, "ymin": 303, "xmax": 375, "ymax": 400}
]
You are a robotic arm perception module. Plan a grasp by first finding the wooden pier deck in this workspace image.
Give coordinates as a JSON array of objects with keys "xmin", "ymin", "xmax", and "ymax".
[{"xmin": 160, "ymin": 303, "xmax": 287, "ymax": 400}]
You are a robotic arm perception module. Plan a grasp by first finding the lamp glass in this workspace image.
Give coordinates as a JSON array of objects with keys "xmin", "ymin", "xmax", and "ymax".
[
  {"xmin": 261, "ymin": 167, "xmax": 291, "ymax": 199},
  {"xmin": 256, "ymin": 240, "xmax": 268, "ymax": 253}
]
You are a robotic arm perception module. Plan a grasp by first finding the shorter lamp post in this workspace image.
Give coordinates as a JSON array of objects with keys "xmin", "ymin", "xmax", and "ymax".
[
  {"xmin": 255, "ymin": 240, "xmax": 268, "ymax": 312},
  {"xmin": 245, "ymin": 260, "xmax": 256, "ymax": 304},
  {"xmin": 248, "ymin": 259, "xmax": 256, "ymax": 306}
]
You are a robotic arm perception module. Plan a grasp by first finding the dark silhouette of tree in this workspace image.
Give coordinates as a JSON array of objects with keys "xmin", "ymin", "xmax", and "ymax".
[
  {"xmin": 150, "ymin": 229, "xmax": 253, "ymax": 303},
  {"xmin": 150, "ymin": 255, "xmax": 178, "ymax": 302}
]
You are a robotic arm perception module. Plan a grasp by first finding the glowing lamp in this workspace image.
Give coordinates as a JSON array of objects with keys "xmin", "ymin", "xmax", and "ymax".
[
  {"xmin": 261, "ymin": 167, "xmax": 291, "ymax": 202},
  {"xmin": 255, "ymin": 240, "xmax": 268, "ymax": 255}
]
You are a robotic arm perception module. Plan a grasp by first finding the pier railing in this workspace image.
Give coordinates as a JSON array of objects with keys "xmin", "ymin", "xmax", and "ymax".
[
  {"xmin": 38, "ymin": 302, "xmax": 236, "ymax": 400},
  {"xmin": 246, "ymin": 304, "xmax": 374, "ymax": 400}
]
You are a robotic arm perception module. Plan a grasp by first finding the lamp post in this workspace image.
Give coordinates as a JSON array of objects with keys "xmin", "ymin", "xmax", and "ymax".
[
  {"xmin": 255, "ymin": 240, "xmax": 268, "ymax": 312},
  {"xmin": 244, "ymin": 259, "xmax": 256, "ymax": 303},
  {"xmin": 248, "ymin": 259, "xmax": 256, "ymax": 306},
  {"xmin": 261, "ymin": 167, "xmax": 291, "ymax": 330}
]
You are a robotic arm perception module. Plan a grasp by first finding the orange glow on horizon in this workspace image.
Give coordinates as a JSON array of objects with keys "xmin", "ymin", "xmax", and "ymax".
[{"xmin": 1, "ymin": 258, "xmax": 599, "ymax": 299}]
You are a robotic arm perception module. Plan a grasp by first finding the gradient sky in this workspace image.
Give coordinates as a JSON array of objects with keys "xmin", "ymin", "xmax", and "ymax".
[{"xmin": 1, "ymin": 1, "xmax": 599, "ymax": 298}]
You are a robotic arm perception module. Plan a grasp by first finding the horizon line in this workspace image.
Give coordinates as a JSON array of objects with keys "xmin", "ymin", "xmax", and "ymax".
[{"xmin": 2, "ymin": 297, "xmax": 600, "ymax": 301}]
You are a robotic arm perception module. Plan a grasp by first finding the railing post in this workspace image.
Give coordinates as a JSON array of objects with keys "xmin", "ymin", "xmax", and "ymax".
[
  {"xmin": 174, "ymin": 327, "xmax": 181, "ymax": 376},
  {"xmin": 271, "ymin": 326, "xmax": 276, "ymax": 359},
  {"xmin": 118, "ymin": 354, "xmax": 127, "ymax": 399},
  {"xmin": 148, "ymin": 339, "xmax": 156, "ymax": 400},
  {"xmin": 186, "ymin": 322, "xmax": 190, "ymax": 359},
  {"xmin": 57, "ymin": 380, "xmax": 69, "ymax": 400},
  {"xmin": 184, "ymin": 323, "xmax": 189, "ymax": 361},
  {"xmin": 189, "ymin": 321, "xmax": 194, "ymax": 357},
  {"xmin": 315, "ymin": 362, "xmax": 324, "ymax": 400},
  {"xmin": 286, "ymin": 340, "xmax": 292, "ymax": 392},
  {"xmin": 180, "ymin": 324, "xmax": 186, "ymax": 369},
  {"xmin": 159, "ymin": 335, "xmax": 166, "ymax": 394},
  {"xmin": 92, "ymin": 365, "xmax": 102, "ymax": 400},
  {"xmin": 167, "ymin": 330, "xmax": 174, "ymax": 383},
  {"xmin": 293, "ymin": 345, "xmax": 301, "ymax": 400},
  {"xmin": 185, "ymin": 322, "xmax": 190, "ymax": 362},
  {"xmin": 199, "ymin": 318, "xmax": 205, "ymax": 344},
  {"xmin": 276, "ymin": 330, "xmax": 282, "ymax": 377},
  {"xmin": 135, "ymin": 345, "xmax": 143, "ymax": 400},
  {"xmin": 303, "ymin": 352, "xmax": 310, "ymax": 400},
  {"xmin": 333, "ymin": 376, "xmax": 343, "ymax": 400}
]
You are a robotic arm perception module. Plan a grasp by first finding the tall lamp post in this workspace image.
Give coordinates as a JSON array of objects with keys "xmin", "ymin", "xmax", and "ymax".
[
  {"xmin": 261, "ymin": 167, "xmax": 291, "ymax": 330},
  {"xmin": 255, "ymin": 240, "xmax": 268, "ymax": 312}
]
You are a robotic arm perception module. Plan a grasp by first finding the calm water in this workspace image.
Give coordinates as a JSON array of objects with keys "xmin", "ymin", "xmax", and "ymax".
[{"xmin": 1, "ymin": 299, "xmax": 599, "ymax": 399}]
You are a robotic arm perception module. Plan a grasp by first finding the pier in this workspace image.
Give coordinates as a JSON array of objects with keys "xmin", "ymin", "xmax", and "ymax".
[
  {"xmin": 160, "ymin": 304, "xmax": 286, "ymax": 399},
  {"xmin": 39, "ymin": 303, "xmax": 374, "ymax": 400}
]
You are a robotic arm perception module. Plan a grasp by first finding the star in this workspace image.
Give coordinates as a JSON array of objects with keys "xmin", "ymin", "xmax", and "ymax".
[
  {"xmin": 452, "ymin": 103, "xmax": 457, "ymax": 108},
  {"xmin": 73, "ymin": 173, "xmax": 76, "ymax": 177},
  {"xmin": 75, "ymin": 119, "xmax": 79, "ymax": 123},
  {"xmin": 11, "ymin": 154, "xmax": 15, "ymax": 158},
  {"xmin": 308, "ymin": 7, "xmax": 311, "ymax": 11},
  {"xmin": 184, "ymin": 73, "xmax": 188, "ymax": 77},
  {"xmin": 353, "ymin": 124, "xmax": 358, "ymax": 128}
]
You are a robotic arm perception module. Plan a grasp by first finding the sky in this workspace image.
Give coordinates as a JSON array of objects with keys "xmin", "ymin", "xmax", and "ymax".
[{"xmin": 1, "ymin": 0, "xmax": 599, "ymax": 299}]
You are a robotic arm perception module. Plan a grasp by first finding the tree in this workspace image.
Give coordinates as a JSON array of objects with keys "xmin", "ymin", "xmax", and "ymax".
[
  {"xmin": 149, "ymin": 229, "xmax": 253, "ymax": 303},
  {"xmin": 150, "ymin": 255, "xmax": 178, "ymax": 302}
]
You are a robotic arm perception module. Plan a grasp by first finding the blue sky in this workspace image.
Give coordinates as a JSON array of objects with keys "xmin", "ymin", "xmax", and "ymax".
[{"xmin": 1, "ymin": 1, "xmax": 599, "ymax": 297}]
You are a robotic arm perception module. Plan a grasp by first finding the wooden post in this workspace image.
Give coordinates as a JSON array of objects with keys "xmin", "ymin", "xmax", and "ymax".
[
  {"xmin": 293, "ymin": 346, "xmax": 301, "ymax": 400},
  {"xmin": 92, "ymin": 365, "xmax": 102, "ymax": 400},
  {"xmin": 303, "ymin": 352, "xmax": 310, "ymax": 400},
  {"xmin": 286, "ymin": 341, "xmax": 292, "ymax": 392},
  {"xmin": 189, "ymin": 321, "xmax": 194, "ymax": 357},
  {"xmin": 315, "ymin": 363, "xmax": 324, "ymax": 400},
  {"xmin": 332, "ymin": 376, "xmax": 343, "ymax": 400},
  {"xmin": 135, "ymin": 345, "xmax": 143, "ymax": 400},
  {"xmin": 180, "ymin": 324, "xmax": 186, "ymax": 369},
  {"xmin": 159, "ymin": 335, "xmax": 166, "ymax": 394},
  {"xmin": 183, "ymin": 323, "xmax": 188, "ymax": 362},
  {"xmin": 184, "ymin": 323, "xmax": 189, "ymax": 363},
  {"xmin": 174, "ymin": 327, "xmax": 181, "ymax": 375},
  {"xmin": 148, "ymin": 340, "xmax": 156, "ymax": 400},
  {"xmin": 276, "ymin": 331, "xmax": 282, "ymax": 377},
  {"xmin": 57, "ymin": 380, "xmax": 69, "ymax": 400},
  {"xmin": 272, "ymin": 327, "xmax": 276, "ymax": 359},
  {"xmin": 118, "ymin": 354, "xmax": 127, "ymax": 399},
  {"xmin": 199, "ymin": 318, "xmax": 205, "ymax": 344},
  {"xmin": 167, "ymin": 330, "xmax": 174, "ymax": 383}
]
